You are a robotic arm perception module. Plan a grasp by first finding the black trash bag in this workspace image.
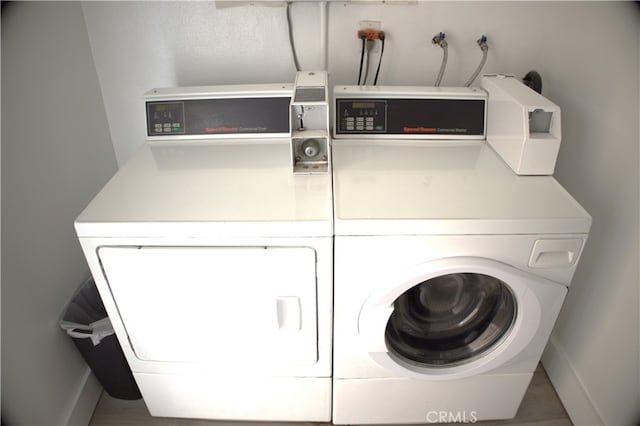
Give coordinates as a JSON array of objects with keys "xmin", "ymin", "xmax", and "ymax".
[{"xmin": 60, "ymin": 278, "xmax": 141, "ymax": 400}]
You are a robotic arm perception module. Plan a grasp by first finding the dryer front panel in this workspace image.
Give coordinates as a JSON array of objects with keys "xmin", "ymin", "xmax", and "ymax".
[{"xmin": 98, "ymin": 246, "xmax": 318, "ymax": 366}]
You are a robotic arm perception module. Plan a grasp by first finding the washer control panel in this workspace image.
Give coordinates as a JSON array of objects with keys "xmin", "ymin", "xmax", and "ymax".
[
  {"xmin": 334, "ymin": 87, "xmax": 487, "ymax": 139},
  {"xmin": 337, "ymin": 100, "xmax": 387, "ymax": 133}
]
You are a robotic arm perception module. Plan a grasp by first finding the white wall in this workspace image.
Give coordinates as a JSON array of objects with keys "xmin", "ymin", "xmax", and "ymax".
[
  {"xmin": 537, "ymin": 4, "xmax": 639, "ymax": 425},
  {"xmin": 1, "ymin": 3, "xmax": 117, "ymax": 424}
]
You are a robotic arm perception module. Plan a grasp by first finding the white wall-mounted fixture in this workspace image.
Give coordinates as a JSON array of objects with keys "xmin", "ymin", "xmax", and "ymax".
[{"xmin": 481, "ymin": 74, "xmax": 561, "ymax": 175}]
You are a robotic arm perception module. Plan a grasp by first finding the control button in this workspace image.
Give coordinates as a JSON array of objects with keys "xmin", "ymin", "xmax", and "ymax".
[
  {"xmin": 172, "ymin": 123, "xmax": 180, "ymax": 127},
  {"xmin": 346, "ymin": 117, "xmax": 354, "ymax": 123},
  {"xmin": 154, "ymin": 123, "xmax": 162, "ymax": 128},
  {"xmin": 154, "ymin": 128, "xmax": 163, "ymax": 133},
  {"xmin": 366, "ymin": 117, "xmax": 374, "ymax": 123},
  {"xmin": 356, "ymin": 125, "xmax": 364, "ymax": 131},
  {"xmin": 366, "ymin": 125, "xmax": 374, "ymax": 131},
  {"xmin": 356, "ymin": 117, "xmax": 364, "ymax": 123},
  {"xmin": 346, "ymin": 125, "xmax": 354, "ymax": 131}
]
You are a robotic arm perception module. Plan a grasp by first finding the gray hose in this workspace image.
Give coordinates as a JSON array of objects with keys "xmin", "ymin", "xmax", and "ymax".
[
  {"xmin": 465, "ymin": 37, "xmax": 489, "ymax": 87},
  {"xmin": 432, "ymin": 32, "xmax": 448, "ymax": 87},
  {"xmin": 435, "ymin": 41, "xmax": 448, "ymax": 87}
]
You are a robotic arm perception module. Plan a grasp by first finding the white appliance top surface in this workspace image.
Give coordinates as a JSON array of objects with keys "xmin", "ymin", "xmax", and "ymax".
[
  {"xmin": 76, "ymin": 140, "xmax": 333, "ymax": 238},
  {"xmin": 333, "ymin": 140, "xmax": 591, "ymax": 236}
]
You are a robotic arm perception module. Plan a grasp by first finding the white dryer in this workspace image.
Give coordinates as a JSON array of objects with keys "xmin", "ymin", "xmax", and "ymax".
[
  {"xmin": 75, "ymin": 76, "xmax": 333, "ymax": 421},
  {"xmin": 331, "ymin": 86, "xmax": 591, "ymax": 424}
]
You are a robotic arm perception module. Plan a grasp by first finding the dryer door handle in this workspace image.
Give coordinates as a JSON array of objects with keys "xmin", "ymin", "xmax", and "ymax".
[{"xmin": 276, "ymin": 296, "xmax": 301, "ymax": 331}]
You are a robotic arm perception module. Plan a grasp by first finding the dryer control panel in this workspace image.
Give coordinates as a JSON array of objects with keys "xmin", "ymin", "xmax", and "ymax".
[
  {"xmin": 334, "ymin": 86, "xmax": 487, "ymax": 140},
  {"xmin": 147, "ymin": 102, "xmax": 185, "ymax": 135},
  {"xmin": 146, "ymin": 97, "xmax": 291, "ymax": 137},
  {"xmin": 145, "ymin": 84, "xmax": 293, "ymax": 140}
]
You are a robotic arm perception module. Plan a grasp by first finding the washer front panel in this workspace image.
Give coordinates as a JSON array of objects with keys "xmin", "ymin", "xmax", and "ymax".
[{"xmin": 332, "ymin": 234, "xmax": 583, "ymax": 381}]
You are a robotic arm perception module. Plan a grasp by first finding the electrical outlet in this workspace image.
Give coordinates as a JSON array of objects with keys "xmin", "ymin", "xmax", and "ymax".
[
  {"xmin": 358, "ymin": 29, "xmax": 385, "ymax": 40},
  {"xmin": 358, "ymin": 21, "xmax": 383, "ymax": 53}
]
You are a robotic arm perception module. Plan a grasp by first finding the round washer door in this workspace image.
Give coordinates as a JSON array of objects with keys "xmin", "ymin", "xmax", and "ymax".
[{"xmin": 358, "ymin": 257, "xmax": 562, "ymax": 380}]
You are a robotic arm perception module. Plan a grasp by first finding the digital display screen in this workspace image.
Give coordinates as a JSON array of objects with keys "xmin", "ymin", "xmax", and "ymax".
[
  {"xmin": 352, "ymin": 102, "xmax": 376, "ymax": 109},
  {"xmin": 153, "ymin": 104, "xmax": 176, "ymax": 112}
]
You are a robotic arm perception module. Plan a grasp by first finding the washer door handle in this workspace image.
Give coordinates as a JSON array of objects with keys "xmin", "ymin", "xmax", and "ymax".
[{"xmin": 276, "ymin": 296, "xmax": 301, "ymax": 331}]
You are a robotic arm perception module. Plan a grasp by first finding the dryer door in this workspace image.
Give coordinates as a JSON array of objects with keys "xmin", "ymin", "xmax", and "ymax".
[
  {"xmin": 98, "ymin": 246, "xmax": 318, "ymax": 366},
  {"xmin": 358, "ymin": 257, "xmax": 566, "ymax": 380}
]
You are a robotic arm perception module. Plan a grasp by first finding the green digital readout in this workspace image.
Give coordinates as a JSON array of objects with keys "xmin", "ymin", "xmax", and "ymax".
[
  {"xmin": 153, "ymin": 104, "xmax": 177, "ymax": 112},
  {"xmin": 352, "ymin": 102, "xmax": 376, "ymax": 109}
]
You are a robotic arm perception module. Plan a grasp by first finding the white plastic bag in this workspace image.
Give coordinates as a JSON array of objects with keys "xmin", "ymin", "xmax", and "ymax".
[
  {"xmin": 60, "ymin": 317, "xmax": 115, "ymax": 346},
  {"xmin": 60, "ymin": 278, "xmax": 115, "ymax": 346}
]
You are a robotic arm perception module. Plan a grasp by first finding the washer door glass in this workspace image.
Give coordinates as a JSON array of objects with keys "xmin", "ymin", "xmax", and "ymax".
[{"xmin": 385, "ymin": 273, "xmax": 516, "ymax": 366}]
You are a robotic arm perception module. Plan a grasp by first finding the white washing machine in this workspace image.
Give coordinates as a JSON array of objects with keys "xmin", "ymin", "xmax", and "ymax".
[
  {"xmin": 75, "ymin": 75, "xmax": 333, "ymax": 421},
  {"xmin": 331, "ymin": 85, "xmax": 591, "ymax": 424}
]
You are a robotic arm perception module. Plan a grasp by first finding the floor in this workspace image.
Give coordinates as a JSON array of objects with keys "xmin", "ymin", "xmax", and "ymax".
[{"xmin": 89, "ymin": 365, "xmax": 571, "ymax": 426}]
